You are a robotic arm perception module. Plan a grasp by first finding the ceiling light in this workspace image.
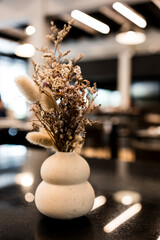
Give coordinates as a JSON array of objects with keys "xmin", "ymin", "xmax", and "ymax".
[
  {"xmin": 113, "ymin": 2, "xmax": 147, "ymax": 28},
  {"xmin": 116, "ymin": 30, "xmax": 146, "ymax": 45},
  {"xmin": 71, "ymin": 9, "xmax": 110, "ymax": 34},
  {"xmin": 15, "ymin": 43, "xmax": 35, "ymax": 58},
  {"xmin": 25, "ymin": 25, "xmax": 36, "ymax": 36}
]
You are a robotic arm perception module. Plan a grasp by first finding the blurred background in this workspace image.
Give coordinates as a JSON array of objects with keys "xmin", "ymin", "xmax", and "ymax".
[{"xmin": 1, "ymin": 0, "xmax": 160, "ymax": 162}]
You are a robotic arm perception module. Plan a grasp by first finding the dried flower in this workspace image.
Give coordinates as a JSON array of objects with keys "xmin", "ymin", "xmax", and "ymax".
[{"xmin": 16, "ymin": 21, "xmax": 99, "ymax": 152}]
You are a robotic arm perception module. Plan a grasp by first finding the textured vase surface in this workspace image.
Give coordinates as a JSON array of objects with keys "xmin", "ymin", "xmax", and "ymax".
[{"xmin": 35, "ymin": 151, "xmax": 95, "ymax": 219}]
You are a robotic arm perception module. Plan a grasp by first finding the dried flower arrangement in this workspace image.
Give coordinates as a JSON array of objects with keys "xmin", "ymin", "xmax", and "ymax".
[{"xmin": 16, "ymin": 21, "xmax": 99, "ymax": 152}]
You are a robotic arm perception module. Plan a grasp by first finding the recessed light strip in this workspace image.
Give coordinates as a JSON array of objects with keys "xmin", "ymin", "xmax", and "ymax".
[
  {"xmin": 71, "ymin": 10, "xmax": 110, "ymax": 34},
  {"xmin": 113, "ymin": 2, "xmax": 147, "ymax": 28}
]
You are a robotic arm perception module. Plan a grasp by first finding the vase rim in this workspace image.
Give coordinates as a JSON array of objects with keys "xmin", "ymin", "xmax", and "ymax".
[{"xmin": 55, "ymin": 151, "xmax": 76, "ymax": 154}]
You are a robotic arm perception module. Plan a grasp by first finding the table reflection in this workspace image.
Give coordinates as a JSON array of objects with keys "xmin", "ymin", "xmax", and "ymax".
[
  {"xmin": 104, "ymin": 203, "xmax": 142, "ymax": 233},
  {"xmin": 0, "ymin": 145, "xmax": 160, "ymax": 240}
]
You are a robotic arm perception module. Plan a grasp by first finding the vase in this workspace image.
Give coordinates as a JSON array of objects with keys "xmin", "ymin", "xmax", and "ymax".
[{"xmin": 35, "ymin": 151, "xmax": 95, "ymax": 219}]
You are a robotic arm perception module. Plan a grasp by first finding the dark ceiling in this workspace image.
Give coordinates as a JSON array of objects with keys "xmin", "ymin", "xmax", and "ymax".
[
  {"xmin": 0, "ymin": 1, "xmax": 160, "ymax": 42},
  {"xmin": 0, "ymin": 1, "xmax": 160, "ymax": 92},
  {"xmin": 48, "ymin": 1, "xmax": 160, "ymax": 42}
]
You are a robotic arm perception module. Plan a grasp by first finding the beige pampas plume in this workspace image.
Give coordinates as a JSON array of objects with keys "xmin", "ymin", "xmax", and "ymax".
[
  {"xmin": 39, "ymin": 127, "xmax": 49, "ymax": 135},
  {"xmin": 15, "ymin": 76, "xmax": 40, "ymax": 103},
  {"xmin": 41, "ymin": 88, "xmax": 57, "ymax": 110},
  {"xmin": 26, "ymin": 132, "xmax": 57, "ymax": 150}
]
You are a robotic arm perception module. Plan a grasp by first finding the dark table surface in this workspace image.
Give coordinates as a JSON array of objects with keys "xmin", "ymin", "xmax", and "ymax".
[{"xmin": 0, "ymin": 144, "xmax": 160, "ymax": 240}]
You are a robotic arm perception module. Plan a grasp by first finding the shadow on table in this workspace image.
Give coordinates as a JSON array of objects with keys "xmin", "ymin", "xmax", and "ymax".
[{"xmin": 35, "ymin": 215, "xmax": 93, "ymax": 240}]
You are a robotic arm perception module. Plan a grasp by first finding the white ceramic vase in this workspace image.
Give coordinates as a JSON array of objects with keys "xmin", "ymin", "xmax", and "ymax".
[{"xmin": 35, "ymin": 151, "xmax": 95, "ymax": 219}]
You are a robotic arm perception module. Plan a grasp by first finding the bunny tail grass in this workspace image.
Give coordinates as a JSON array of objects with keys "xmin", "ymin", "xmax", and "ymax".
[
  {"xmin": 41, "ymin": 88, "xmax": 57, "ymax": 110},
  {"xmin": 15, "ymin": 76, "xmax": 40, "ymax": 103},
  {"xmin": 26, "ymin": 132, "xmax": 57, "ymax": 150}
]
